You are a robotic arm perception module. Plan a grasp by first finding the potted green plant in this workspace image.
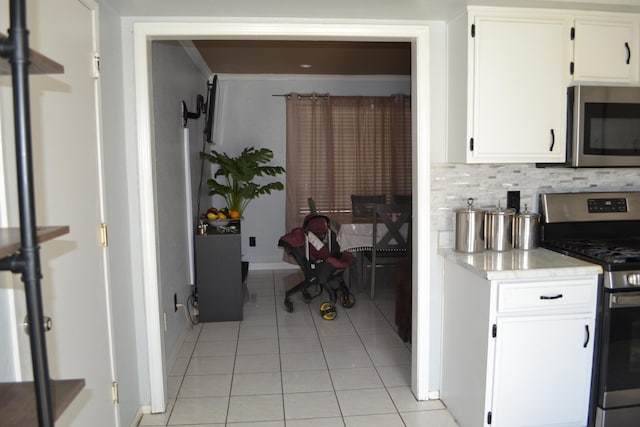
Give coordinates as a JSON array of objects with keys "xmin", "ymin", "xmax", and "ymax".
[{"xmin": 200, "ymin": 146, "xmax": 285, "ymax": 217}]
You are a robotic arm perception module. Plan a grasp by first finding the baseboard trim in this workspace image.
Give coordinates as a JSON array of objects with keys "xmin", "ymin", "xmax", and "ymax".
[
  {"xmin": 129, "ymin": 406, "xmax": 146, "ymax": 427},
  {"xmin": 249, "ymin": 262, "xmax": 298, "ymax": 270}
]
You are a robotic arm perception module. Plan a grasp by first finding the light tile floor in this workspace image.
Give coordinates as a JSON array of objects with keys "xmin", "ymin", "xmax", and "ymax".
[{"xmin": 139, "ymin": 269, "xmax": 459, "ymax": 427}]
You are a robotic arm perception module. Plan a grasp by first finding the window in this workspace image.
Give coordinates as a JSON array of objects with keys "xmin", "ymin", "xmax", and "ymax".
[{"xmin": 285, "ymin": 93, "xmax": 411, "ymax": 230}]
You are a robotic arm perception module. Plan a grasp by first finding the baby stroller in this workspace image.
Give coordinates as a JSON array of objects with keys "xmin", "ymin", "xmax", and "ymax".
[{"xmin": 279, "ymin": 214, "xmax": 356, "ymax": 320}]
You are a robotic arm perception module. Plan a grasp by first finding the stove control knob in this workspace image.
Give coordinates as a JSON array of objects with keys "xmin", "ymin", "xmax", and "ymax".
[{"xmin": 627, "ymin": 273, "xmax": 640, "ymax": 286}]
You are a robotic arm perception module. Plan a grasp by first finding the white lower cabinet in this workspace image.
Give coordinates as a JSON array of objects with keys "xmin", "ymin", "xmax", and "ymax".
[
  {"xmin": 491, "ymin": 314, "xmax": 595, "ymax": 426},
  {"xmin": 442, "ymin": 259, "xmax": 598, "ymax": 427}
]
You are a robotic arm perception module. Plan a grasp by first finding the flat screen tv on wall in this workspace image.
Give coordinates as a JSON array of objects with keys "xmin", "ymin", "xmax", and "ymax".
[{"xmin": 205, "ymin": 74, "xmax": 217, "ymax": 144}]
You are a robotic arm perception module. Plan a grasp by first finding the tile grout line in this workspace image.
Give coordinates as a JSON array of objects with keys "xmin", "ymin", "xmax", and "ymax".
[
  {"xmin": 165, "ymin": 315, "xmax": 205, "ymax": 426},
  {"xmin": 272, "ymin": 269, "xmax": 289, "ymax": 426},
  {"xmin": 344, "ymin": 284, "xmax": 410, "ymax": 426}
]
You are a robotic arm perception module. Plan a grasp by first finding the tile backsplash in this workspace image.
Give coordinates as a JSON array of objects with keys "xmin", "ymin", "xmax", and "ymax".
[{"xmin": 431, "ymin": 163, "xmax": 640, "ymax": 234}]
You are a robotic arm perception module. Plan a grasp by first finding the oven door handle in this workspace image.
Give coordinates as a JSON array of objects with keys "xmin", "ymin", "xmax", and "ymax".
[{"xmin": 610, "ymin": 293, "xmax": 640, "ymax": 308}]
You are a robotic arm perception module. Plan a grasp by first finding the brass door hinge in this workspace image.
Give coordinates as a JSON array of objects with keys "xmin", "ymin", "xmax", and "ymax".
[
  {"xmin": 111, "ymin": 381, "xmax": 119, "ymax": 403},
  {"xmin": 100, "ymin": 223, "xmax": 109, "ymax": 247}
]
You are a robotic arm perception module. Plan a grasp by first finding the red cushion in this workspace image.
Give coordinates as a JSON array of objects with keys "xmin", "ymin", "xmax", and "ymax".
[{"xmin": 324, "ymin": 251, "xmax": 355, "ymax": 269}]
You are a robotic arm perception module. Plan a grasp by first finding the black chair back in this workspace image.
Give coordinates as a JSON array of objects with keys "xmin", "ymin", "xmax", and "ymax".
[
  {"xmin": 307, "ymin": 197, "xmax": 318, "ymax": 214},
  {"xmin": 373, "ymin": 203, "xmax": 411, "ymax": 253},
  {"xmin": 393, "ymin": 194, "xmax": 412, "ymax": 205},
  {"xmin": 368, "ymin": 203, "xmax": 411, "ymax": 299},
  {"xmin": 351, "ymin": 195, "xmax": 386, "ymax": 217}
]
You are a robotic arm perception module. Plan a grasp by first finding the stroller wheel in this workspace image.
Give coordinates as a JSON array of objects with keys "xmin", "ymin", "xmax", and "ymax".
[
  {"xmin": 341, "ymin": 292, "xmax": 356, "ymax": 308},
  {"xmin": 319, "ymin": 301, "xmax": 337, "ymax": 321},
  {"xmin": 284, "ymin": 298, "xmax": 294, "ymax": 313}
]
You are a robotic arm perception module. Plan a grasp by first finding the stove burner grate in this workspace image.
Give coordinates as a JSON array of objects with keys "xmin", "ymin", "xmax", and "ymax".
[{"xmin": 546, "ymin": 238, "xmax": 640, "ymax": 264}]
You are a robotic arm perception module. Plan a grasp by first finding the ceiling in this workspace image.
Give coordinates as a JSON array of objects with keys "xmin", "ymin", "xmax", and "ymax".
[{"xmin": 192, "ymin": 40, "xmax": 412, "ymax": 75}]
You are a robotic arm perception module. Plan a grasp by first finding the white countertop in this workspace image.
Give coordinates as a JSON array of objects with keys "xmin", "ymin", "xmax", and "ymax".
[{"xmin": 441, "ymin": 247, "xmax": 602, "ymax": 280}]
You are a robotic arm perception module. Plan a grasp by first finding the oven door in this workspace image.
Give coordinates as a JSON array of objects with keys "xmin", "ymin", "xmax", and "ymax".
[{"xmin": 599, "ymin": 290, "xmax": 640, "ymax": 409}]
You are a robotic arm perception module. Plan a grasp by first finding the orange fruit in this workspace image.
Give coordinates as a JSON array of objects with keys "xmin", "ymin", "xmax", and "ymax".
[{"xmin": 229, "ymin": 210, "xmax": 240, "ymax": 219}]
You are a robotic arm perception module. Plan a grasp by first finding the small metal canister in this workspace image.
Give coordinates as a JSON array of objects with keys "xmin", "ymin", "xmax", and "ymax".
[
  {"xmin": 485, "ymin": 203, "xmax": 516, "ymax": 252},
  {"xmin": 513, "ymin": 204, "xmax": 540, "ymax": 250},
  {"xmin": 454, "ymin": 198, "xmax": 485, "ymax": 253}
]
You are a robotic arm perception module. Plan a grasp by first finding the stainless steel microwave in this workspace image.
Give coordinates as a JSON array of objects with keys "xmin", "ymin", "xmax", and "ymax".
[{"xmin": 566, "ymin": 85, "xmax": 640, "ymax": 167}]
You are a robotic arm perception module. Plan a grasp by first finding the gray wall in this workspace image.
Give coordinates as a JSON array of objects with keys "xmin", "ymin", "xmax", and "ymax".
[{"xmin": 151, "ymin": 41, "xmax": 210, "ymax": 382}]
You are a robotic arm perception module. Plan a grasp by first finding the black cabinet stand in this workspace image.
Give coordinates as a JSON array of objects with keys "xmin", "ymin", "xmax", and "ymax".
[{"xmin": 195, "ymin": 231, "xmax": 244, "ymax": 322}]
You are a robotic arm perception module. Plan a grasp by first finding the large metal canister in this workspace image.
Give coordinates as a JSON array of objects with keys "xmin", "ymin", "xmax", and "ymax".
[
  {"xmin": 513, "ymin": 205, "xmax": 540, "ymax": 250},
  {"xmin": 454, "ymin": 198, "xmax": 485, "ymax": 253},
  {"xmin": 485, "ymin": 204, "xmax": 516, "ymax": 251}
]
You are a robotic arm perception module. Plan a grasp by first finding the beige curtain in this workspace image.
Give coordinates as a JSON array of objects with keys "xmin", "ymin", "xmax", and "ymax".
[
  {"xmin": 285, "ymin": 93, "xmax": 411, "ymax": 232},
  {"xmin": 285, "ymin": 93, "xmax": 333, "ymax": 232}
]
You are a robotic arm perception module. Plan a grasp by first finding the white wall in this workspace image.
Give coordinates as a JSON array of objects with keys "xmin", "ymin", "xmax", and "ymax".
[
  {"xmin": 98, "ymin": 0, "xmax": 465, "ymax": 20},
  {"xmin": 211, "ymin": 75, "xmax": 411, "ymax": 265}
]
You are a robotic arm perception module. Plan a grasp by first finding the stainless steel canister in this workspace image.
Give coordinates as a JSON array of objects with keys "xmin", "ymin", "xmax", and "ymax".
[
  {"xmin": 454, "ymin": 198, "xmax": 485, "ymax": 253},
  {"xmin": 513, "ymin": 205, "xmax": 540, "ymax": 250},
  {"xmin": 485, "ymin": 204, "xmax": 516, "ymax": 251}
]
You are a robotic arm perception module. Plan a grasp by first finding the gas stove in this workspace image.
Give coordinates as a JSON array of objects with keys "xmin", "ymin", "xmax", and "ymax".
[
  {"xmin": 540, "ymin": 192, "xmax": 640, "ymax": 289},
  {"xmin": 539, "ymin": 191, "xmax": 640, "ymax": 427},
  {"xmin": 544, "ymin": 238, "xmax": 640, "ymax": 265}
]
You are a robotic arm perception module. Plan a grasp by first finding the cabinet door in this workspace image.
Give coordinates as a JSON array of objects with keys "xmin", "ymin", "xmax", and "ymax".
[
  {"xmin": 490, "ymin": 314, "xmax": 594, "ymax": 426},
  {"xmin": 471, "ymin": 15, "xmax": 569, "ymax": 163},
  {"xmin": 573, "ymin": 18, "xmax": 638, "ymax": 83}
]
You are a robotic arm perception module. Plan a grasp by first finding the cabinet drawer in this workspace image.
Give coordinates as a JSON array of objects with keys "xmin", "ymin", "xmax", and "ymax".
[{"xmin": 497, "ymin": 279, "xmax": 596, "ymax": 313}]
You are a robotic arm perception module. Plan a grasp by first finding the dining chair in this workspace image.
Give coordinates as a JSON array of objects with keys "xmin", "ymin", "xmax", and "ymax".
[
  {"xmin": 393, "ymin": 194, "xmax": 412, "ymax": 205},
  {"xmin": 308, "ymin": 197, "xmax": 318, "ymax": 214},
  {"xmin": 351, "ymin": 195, "xmax": 386, "ymax": 218},
  {"xmin": 365, "ymin": 203, "xmax": 411, "ymax": 299}
]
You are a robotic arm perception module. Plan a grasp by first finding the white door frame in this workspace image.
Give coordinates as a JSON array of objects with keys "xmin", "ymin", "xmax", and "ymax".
[
  {"xmin": 83, "ymin": 0, "xmax": 121, "ymax": 424},
  {"xmin": 132, "ymin": 20, "xmax": 432, "ymax": 411}
]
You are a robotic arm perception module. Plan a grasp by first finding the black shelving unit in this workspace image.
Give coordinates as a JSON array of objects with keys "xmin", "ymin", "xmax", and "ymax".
[{"xmin": 0, "ymin": 0, "xmax": 83, "ymax": 426}]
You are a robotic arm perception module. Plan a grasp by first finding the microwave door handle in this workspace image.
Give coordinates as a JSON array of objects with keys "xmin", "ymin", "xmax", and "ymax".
[
  {"xmin": 550, "ymin": 129, "xmax": 555, "ymax": 151},
  {"xmin": 626, "ymin": 42, "xmax": 631, "ymax": 65}
]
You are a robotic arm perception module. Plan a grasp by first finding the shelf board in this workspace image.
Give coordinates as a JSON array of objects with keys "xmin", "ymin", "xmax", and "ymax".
[
  {"xmin": 0, "ymin": 33, "xmax": 64, "ymax": 75},
  {"xmin": 0, "ymin": 226, "xmax": 70, "ymax": 259},
  {"xmin": 0, "ymin": 379, "xmax": 85, "ymax": 426}
]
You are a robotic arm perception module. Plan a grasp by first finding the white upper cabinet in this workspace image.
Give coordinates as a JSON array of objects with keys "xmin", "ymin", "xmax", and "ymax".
[
  {"xmin": 447, "ymin": 8, "xmax": 571, "ymax": 164},
  {"xmin": 572, "ymin": 17, "xmax": 639, "ymax": 84}
]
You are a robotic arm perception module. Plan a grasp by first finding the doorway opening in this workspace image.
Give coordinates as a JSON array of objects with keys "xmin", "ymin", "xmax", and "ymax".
[{"xmin": 132, "ymin": 20, "xmax": 432, "ymax": 412}]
